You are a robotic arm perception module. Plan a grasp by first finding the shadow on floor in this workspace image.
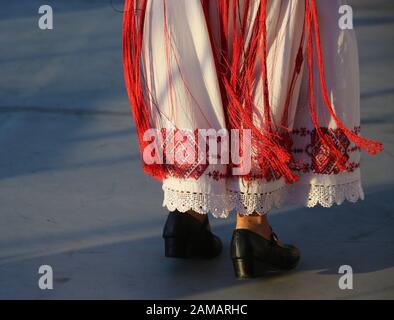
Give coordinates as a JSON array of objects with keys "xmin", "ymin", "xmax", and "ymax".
[{"xmin": 0, "ymin": 184, "xmax": 392, "ymax": 299}]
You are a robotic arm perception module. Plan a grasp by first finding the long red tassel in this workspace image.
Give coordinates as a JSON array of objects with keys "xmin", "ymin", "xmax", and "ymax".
[
  {"xmin": 123, "ymin": 0, "xmax": 166, "ymax": 180},
  {"xmin": 305, "ymin": 0, "xmax": 348, "ymax": 171},
  {"xmin": 217, "ymin": 0, "xmax": 298, "ymax": 183},
  {"xmin": 306, "ymin": 0, "xmax": 383, "ymax": 170}
]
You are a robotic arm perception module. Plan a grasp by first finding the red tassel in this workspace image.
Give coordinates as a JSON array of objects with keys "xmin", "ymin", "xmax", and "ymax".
[
  {"xmin": 215, "ymin": 0, "xmax": 298, "ymax": 183},
  {"xmin": 306, "ymin": 0, "xmax": 383, "ymax": 167},
  {"xmin": 305, "ymin": 0, "xmax": 348, "ymax": 171},
  {"xmin": 123, "ymin": 0, "xmax": 166, "ymax": 181}
]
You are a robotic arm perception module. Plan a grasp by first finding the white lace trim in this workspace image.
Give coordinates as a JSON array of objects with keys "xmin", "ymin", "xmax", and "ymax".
[
  {"xmin": 162, "ymin": 180, "xmax": 364, "ymax": 218},
  {"xmin": 227, "ymin": 189, "xmax": 284, "ymax": 216},
  {"xmin": 162, "ymin": 186, "xmax": 284, "ymax": 218},
  {"xmin": 302, "ymin": 180, "xmax": 365, "ymax": 208}
]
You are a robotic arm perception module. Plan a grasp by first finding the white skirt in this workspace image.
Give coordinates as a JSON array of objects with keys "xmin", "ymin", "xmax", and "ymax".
[{"xmin": 124, "ymin": 0, "xmax": 382, "ymax": 218}]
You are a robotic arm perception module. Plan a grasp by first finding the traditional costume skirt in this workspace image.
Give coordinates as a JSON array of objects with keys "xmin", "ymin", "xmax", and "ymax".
[{"xmin": 123, "ymin": 0, "xmax": 383, "ymax": 218}]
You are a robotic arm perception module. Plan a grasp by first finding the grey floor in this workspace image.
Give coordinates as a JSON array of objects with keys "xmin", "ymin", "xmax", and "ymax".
[{"xmin": 0, "ymin": 0, "xmax": 393, "ymax": 299}]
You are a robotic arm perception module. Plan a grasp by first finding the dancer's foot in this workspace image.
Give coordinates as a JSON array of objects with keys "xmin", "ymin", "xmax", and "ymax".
[
  {"xmin": 162, "ymin": 210, "xmax": 222, "ymax": 259},
  {"xmin": 232, "ymin": 212, "xmax": 300, "ymax": 278}
]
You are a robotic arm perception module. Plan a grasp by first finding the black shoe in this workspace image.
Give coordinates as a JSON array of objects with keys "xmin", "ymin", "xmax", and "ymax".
[
  {"xmin": 162, "ymin": 210, "xmax": 222, "ymax": 259},
  {"xmin": 231, "ymin": 228, "xmax": 300, "ymax": 279}
]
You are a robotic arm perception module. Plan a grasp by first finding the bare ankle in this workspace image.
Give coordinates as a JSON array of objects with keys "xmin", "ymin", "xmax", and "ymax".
[{"xmin": 235, "ymin": 212, "xmax": 272, "ymax": 240}]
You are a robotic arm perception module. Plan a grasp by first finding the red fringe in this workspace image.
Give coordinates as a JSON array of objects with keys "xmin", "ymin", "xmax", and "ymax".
[
  {"xmin": 217, "ymin": 0, "xmax": 298, "ymax": 183},
  {"xmin": 122, "ymin": 0, "xmax": 383, "ymax": 184},
  {"xmin": 123, "ymin": 0, "xmax": 166, "ymax": 181},
  {"xmin": 307, "ymin": 0, "xmax": 383, "ymax": 161}
]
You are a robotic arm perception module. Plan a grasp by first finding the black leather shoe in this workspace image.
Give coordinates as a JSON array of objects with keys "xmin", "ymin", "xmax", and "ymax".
[
  {"xmin": 162, "ymin": 210, "xmax": 222, "ymax": 259},
  {"xmin": 231, "ymin": 228, "xmax": 300, "ymax": 279}
]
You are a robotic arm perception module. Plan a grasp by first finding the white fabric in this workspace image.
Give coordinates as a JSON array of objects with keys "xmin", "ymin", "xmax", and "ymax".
[{"xmin": 142, "ymin": 0, "xmax": 364, "ymax": 218}]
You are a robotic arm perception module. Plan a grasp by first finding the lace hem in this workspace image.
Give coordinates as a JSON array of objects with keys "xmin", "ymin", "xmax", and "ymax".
[
  {"xmin": 162, "ymin": 180, "xmax": 364, "ymax": 218},
  {"xmin": 162, "ymin": 186, "xmax": 284, "ymax": 218},
  {"xmin": 300, "ymin": 180, "xmax": 365, "ymax": 208}
]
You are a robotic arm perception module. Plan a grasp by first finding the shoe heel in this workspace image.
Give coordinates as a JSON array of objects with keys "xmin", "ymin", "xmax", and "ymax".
[
  {"xmin": 164, "ymin": 237, "xmax": 189, "ymax": 258},
  {"xmin": 232, "ymin": 257, "xmax": 255, "ymax": 279}
]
